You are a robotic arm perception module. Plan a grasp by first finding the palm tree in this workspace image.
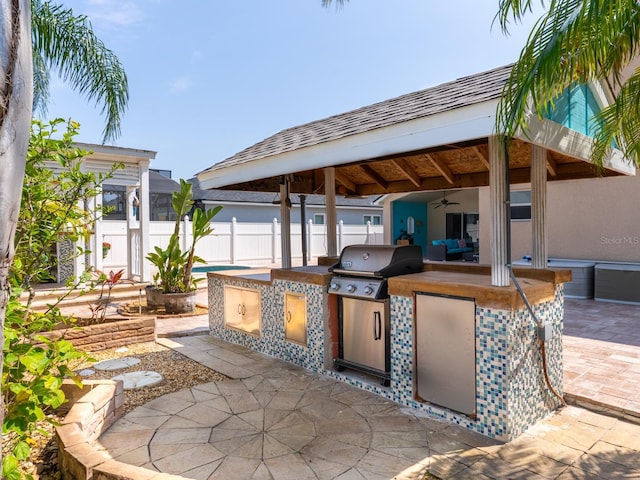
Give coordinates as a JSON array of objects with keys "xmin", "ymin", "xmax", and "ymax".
[
  {"xmin": 1, "ymin": 0, "xmax": 34, "ymax": 443},
  {"xmin": 496, "ymin": 0, "xmax": 640, "ymax": 168},
  {"xmin": 31, "ymin": 0, "xmax": 128, "ymax": 143},
  {"xmin": 1, "ymin": 0, "xmax": 128, "ymax": 433}
]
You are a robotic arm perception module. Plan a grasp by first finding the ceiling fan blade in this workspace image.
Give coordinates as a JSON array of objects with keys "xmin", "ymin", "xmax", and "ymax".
[{"xmin": 449, "ymin": 202, "xmax": 460, "ymax": 205}]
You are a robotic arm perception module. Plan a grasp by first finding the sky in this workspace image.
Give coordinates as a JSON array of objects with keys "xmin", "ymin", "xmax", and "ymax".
[{"xmin": 42, "ymin": 0, "xmax": 546, "ymax": 181}]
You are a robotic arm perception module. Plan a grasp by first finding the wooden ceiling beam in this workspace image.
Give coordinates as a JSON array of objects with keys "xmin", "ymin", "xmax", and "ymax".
[
  {"xmin": 546, "ymin": 152, "xmax": 558, "ymax": 177},
  {"xmin": 471, "ymin": 146, "xmax": 490, "ymax": 170},
  {"xmin": 358, "ymin": 164, "xmax": 388, "ymax": 189},
  {"xmin": 425, "ymin": 153, "xmax": 456, "ymax": 185},
  {"xmin": 391, "ymin": 158, "xmax": 422, "ymax": 188},
  {"xmin": 335, "ymin": 171, "xmax": 358, "ymax": 194}
]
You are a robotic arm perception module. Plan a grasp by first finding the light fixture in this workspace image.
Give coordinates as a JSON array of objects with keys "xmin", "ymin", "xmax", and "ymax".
[{"xmin": 272, "ymin": 192, "xmax": 281, "ymax": 205}]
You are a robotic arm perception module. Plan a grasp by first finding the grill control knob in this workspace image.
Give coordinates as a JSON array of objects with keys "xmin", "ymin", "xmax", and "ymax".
[
  {"xmin": 347, "ymin": 284, "xmax": 356, "ymax": 293},
  {"xmin": 329, "ymin": 282, "xmax": 340, "ymax": 291},
  {"xmin": 363, "ymin": 285, "xmax": 374, "ymax": 295}
]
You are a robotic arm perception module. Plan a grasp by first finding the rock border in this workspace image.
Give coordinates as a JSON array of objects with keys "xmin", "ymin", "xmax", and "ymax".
[{"xmin": 56, "ymin": 379, "xmax": 186, "ymax": 480}]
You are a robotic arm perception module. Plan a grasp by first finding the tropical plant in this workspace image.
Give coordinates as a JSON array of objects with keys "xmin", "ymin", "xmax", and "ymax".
[
  {"xmin": 2, "ymin": 292, "xmax": 87, "ymax": 480},
  {"xmin": 31, "ymin": 0, "xmax": 129, "ymax": 143},
  {"xmin": 496, "ymin": 0, "xmax": 640, "ymax": 168},
  {"xmin": 87, "ymin": 269, "xmax": 133, "ymax": 323},
  {"xmin": 146, "ymin": 180, "xmax": 222, "ymax": 294},
  {"xmin": 2, "ymin": 118, "xmax": 121, "ymax": 478},
  {"xmin": 13, "ymin": 119, "xmax": 123, "ymax": 302}
]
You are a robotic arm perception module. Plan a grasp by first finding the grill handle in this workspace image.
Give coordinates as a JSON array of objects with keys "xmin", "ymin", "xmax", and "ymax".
[{"xmin": 373, "ymin": 311, "xmax": 382, "ymax": 340}]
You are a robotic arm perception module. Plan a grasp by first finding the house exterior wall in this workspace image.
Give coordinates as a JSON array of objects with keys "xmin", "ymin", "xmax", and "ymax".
[
  {"xmin": 479, "ymin": 173, "xmax": 640, "ymax": 264},
  {"xmin": 203, "ymin": 202, "xmax": 381, "ymax": 225}
]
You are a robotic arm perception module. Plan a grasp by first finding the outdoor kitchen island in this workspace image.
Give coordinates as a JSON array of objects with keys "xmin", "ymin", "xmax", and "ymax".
[{"xmin": 207, "ymin": 262, "xmax": 570, "ymax": 441}]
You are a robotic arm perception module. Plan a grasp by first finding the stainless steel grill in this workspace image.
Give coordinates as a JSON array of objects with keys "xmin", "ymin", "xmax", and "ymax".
[
  {"xmin": 328, "ymin": 244, "xmax": 424, "ymax": 385},
  {"xmin": 328, "ymin": 244, "xmax": 424, "ymax": 300}
]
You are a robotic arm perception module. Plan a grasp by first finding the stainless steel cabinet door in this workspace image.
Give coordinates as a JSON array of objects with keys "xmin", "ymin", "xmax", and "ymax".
[
  {"xmin": 342, "ymin": 297, "xmax": 386, "ymax": 371},
  {"xmin": 224, "ymin": 286, "xmax": 261, "ymax": 336},
  {"xmin": 415, "ymin": 293, "xmax": 476, "ymax": 416},
  {"xmin": 285, "ymin": 292, "xmax": 307, "ymax": 345}
]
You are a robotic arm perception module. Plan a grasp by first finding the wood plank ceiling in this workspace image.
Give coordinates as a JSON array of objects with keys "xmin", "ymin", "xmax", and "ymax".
[{"xmin": 215, "ymin": 137, "xmax": 621, "ymax": 196}]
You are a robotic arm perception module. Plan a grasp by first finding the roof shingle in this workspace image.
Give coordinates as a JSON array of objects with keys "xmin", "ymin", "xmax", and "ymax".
[{"xmin": 201, "ymin": 64, "xmax": 511, "ymax": 174}]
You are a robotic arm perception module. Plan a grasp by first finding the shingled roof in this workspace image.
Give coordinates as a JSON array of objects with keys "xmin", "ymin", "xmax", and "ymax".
[
  {"xmin": 198, "ymin": 63, "xmax": 630, "ymax": 195},
  {"xmin": 201, "ymin": 64, "xmax": 512, "ymax": 174}
]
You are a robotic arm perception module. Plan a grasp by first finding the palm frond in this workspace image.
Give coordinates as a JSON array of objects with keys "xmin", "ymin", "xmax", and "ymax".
[
  {"xmin": 31, "ymin": 0, "xmax": 128, "ymax": 142},
  {"xmin": 497, "ymin": 0, "xmax": 640, "ymax": 167}
]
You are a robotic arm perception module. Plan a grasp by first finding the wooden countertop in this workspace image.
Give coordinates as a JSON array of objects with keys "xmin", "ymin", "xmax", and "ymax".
[
  {"xmin": 271, "ymin": 266, "xmax": 332, "ymax": 285},
  {"xmin": 208, "ymin": 266, "xmax": 331, "ymax": 286},
  {"xmin": 389, "ymin": 268, "xmax": 564, "ymax": 310}
]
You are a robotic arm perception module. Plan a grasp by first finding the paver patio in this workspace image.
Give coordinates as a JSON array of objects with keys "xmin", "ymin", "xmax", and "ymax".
[{"xmin": 94, "ymin": 334, "xmax": 640, "ymax": 479}]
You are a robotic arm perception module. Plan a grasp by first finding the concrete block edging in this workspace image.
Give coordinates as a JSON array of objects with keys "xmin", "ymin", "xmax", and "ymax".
[{"xmin": 55, "ymin": 380, "xmax": 185, "ymax": 480}]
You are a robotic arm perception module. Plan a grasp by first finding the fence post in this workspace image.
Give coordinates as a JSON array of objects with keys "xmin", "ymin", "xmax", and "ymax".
[
  {"xmin": 182, "ymin": 215, "xmax": 190, "ymax": 252},
  {"xmin": 307, "ymin": 219, "xmax": 312, "ymax": 263},
  {"xmin": 272, "ymin": 218, "xmax": 278, "ymax": 263},
  {"xmin": 338, "ymin": 220, "xmax": 344, "ymax": 252},
  {"xmin": 366, "ymin": 221, "xmax": 372, "ymax": 244},
  {"xmin": 231, "ymin": 217, "xmax": 237, "ymax": 264}
]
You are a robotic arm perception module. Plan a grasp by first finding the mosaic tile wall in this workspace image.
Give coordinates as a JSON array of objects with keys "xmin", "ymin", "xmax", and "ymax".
[
  {"xmin": 208, "ymin": 277, "xmax": 327, "ymax": 373},
  {"xmin": 209, "ymin": 277, "xmax": 564, "ymax": 440},
  {"xmin": 56, "ymin": 237, "xmax": 75, "ymax": 284}
]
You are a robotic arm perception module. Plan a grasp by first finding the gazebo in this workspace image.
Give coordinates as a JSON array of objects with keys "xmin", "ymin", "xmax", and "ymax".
[
  {"xmin": 196, "ymin": 64, "xmax": 633, "ymax": 440},
  {"xmin": 197, "ymin": 64, "xmax": 632, "ymax": 284}
]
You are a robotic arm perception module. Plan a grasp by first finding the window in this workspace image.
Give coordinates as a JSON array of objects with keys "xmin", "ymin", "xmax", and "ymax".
[
  {"xmin": 313, "ymin": 213, "xmax": 325, "ymax": 225},
  {"xmin": 363, "ymin": 215, "xmax": 381, "ymax": 225},
  {"xmin": 510, "ymin": 190, "xmax": 531, "ymax": 221},
  {"xmin": 102, "ymin": 185, "xmax": 127, "ymax": 220},
  {"xmin": 150, "ymin": 193, "xmax": 176, "ymax": 221}
]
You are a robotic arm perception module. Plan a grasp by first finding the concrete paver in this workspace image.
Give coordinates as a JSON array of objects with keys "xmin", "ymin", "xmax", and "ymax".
[
  {"xmin": 93, "ymin": 334, "xmax": 640, "ymax": 479},
  {"xmin": 563, "ymin": 298, "xmax": 640, "ymax": 421},
  {"xmin": 54, "ymin": 291, "xmax": 636, "ymax": 479}
]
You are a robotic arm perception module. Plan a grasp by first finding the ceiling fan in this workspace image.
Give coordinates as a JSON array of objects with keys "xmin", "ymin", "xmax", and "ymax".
[{"xmin": 433, "ymin": 192, "xmax": 460, "ymax": 209}]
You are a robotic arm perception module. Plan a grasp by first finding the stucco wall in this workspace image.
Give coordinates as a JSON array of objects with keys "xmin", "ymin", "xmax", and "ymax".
[{"xmin": 479, "ymin": 173, "xmax": 640, "ymax": 264}]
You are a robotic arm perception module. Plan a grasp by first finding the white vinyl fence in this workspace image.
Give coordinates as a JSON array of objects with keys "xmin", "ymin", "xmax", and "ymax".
[{"xmin": 101, "ymin": 218, "xmax": 384, "ymax": 271}]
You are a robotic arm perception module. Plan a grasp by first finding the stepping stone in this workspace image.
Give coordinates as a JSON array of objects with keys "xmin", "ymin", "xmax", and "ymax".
[
  {"xmin": 94, "ymin": 357, "xmax": 141, "ymax": 371},
  {"xmin": 78, "ymin": 369, "xmax": 95, "ymax": 376},
  {"xmin": 112, "ymin": 371, "xmax": 163, "ymax": 390}
]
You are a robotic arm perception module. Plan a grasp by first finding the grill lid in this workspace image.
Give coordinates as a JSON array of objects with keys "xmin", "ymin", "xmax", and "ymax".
[{"xmin": 330, "ymin": 244, "xmax": 424, "ymax": 278}]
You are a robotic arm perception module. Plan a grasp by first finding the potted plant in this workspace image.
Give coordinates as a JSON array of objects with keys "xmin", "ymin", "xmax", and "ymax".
[
  {"xmin": 102, "ymin": 241, "xmax": 111, "ymax": 259},
  {"xmin": 146, "ymin": 179, "xmax": 221, "ymax": 313}
]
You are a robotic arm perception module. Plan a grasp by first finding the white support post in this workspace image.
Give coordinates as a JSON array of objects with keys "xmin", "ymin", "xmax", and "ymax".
[
  {"xmin": 307, "ymin": 219, "xmax": 313, "ymax": 262},
  {"xmin": 531, "ymin": 145, "xmax": 548, "ymax": 269},
  {"xmin": 93, "ymin": 192, "xmax": 103, "ymax": 273},
  {"xmin": 324, "ymin": 167, "xmax": 338, "ymax": 256},
  {"xmin": 280, "ymin": 179, "xmax": 292, "ymax": 269},
  {"xmin": 231, "ymin": 217, "xmax": 237, "ymax": 264},
  {"xmin": 366, "ymin": 221, "xmax": 372, "ymax": 244},
  {"xmin": 338, "ymin": 220, "xmax": 344, "ymax": 252},
  {"xmin": 139, "ymin": 160, "xmax": 151, "ymax": 282},
  {"xmin": 182, "ymin": 215, "xmax": 190, "ymax": 252},
  {"xmin": 272, "ymin": 218, "xmax": 278, "ymax": 263},
  {"xmin": 489, "ymin": 135, "xmax": 510, "ymax": 286}
]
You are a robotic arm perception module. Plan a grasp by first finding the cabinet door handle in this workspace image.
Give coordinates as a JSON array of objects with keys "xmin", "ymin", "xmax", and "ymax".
[
  {"xmin": 287, "ymin": 311, "xmax": 292, "ymax": 323},
  {"xmin": 238, "ymin": 304, "xmax": 242, "ymax": 314},
  {"xmin": 373, "ymin": 311, "xmax": 382, "ymax": 340}
]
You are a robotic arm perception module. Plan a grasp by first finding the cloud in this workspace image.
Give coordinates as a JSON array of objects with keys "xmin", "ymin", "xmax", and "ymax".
[
  {"xmin": 169, "ymin": 76, "xmax": 192, "ymax": 92},
  {"xmin": 84, "ymin": 1, "xmax": 146, "ymax": 28}
]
